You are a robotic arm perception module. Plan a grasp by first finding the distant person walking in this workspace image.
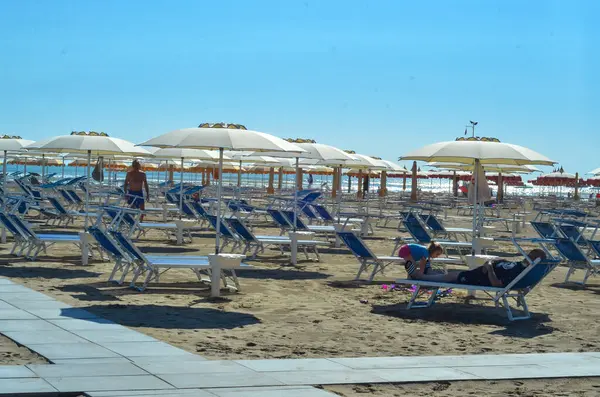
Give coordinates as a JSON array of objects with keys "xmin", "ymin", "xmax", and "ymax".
[{"xmin": 124, "ymin": 160, "xmax": 149, "ymax": 220}]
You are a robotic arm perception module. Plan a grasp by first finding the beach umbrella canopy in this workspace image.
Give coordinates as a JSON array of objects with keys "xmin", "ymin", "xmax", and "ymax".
[
  {"xmin": 344, "ymin": 154, "xmax": 387, "ymax": 170},
  {"xmin": 139, "ymin": 123, "xmax": 304, "ymax": 268},
  {"xmin": 400, "ymin": 138, "xmax": 555, "ymax": 166},
  {"xmin": 427, "ymin": 162, "xmax": 540, "ymax": 174},
  {"xmin": 27, "ymin": 133, "xmax": 151, "ymax": 157},
  {"xmin": 400, "ymin": 137, "xmax": 555, "ymax": 247},
  {"xmin": 150, "ymin": 148, "xmax": 229, "ymax": 161},
  {"xmin": 27, "ymin": 132, "xmax": 152, "ymax": 228}
]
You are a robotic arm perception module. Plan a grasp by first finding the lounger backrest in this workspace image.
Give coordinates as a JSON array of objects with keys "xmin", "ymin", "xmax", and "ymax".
[
  {"xmin": 181, "ymin": 201, "xmax": 197, "ymax": 218},
  {"xmin": 0, "ymin": 213, "xmax": 23, "ymax": 237},
  {"xmin": 421, "ymin": 214, "xmax": 445, "ymax": 232},
  {"xmin": 531, "ymin": 222, "xmax": 559, "ymax": 239},
  {"xmin": 301, "ymin": 191, "xmax": 322, "ymax": 203},
  {"xmin": 206, "ymin": 215, "xmax": 236, "ymax": 239},
  {"xmin": 508, "ymin": 259, "xmax": 560, "ymax": 290},
  {"xmin": 558, "ymin": 225, "xmax": 586, "ymax": 244},
  {"xmin": 590, "ymin": 240, "xmax": 600, "ymax": 258},
  {"xmin": 403, "ymin": 220, "xmax": 431, "ymax": 244},
  {"xmin": 311, "ymin": 204, "xmax": 334, "ymax": 222},
  {"xmin": 299, "ymin": 204, "xmax": 318, "ymax": 220},
  {"xmin": 268, "ymin": 209, "xmax": 292, "ymax": 229},
  {"xmin": 337, "ymin": 231, "xmax": 375, "ymax": 260},
  {"xmin": 190, "ymin": 201, "xmax": 208, "ymax": 217},
  {"xmin": 48, "ymin": 197, "xmax": 68, "ymax": 215},
  {"xmin": 8, "ymin": 214, "xmax": 36, "ymax": 239},
  {"xmin": 59, "ymin": 190, "xmax": 74, "ymax": 204},
  {"xmin": 553, "ymin": 238, "xmax": 588, "ymax": 262},
  {"xmin": 110, "ymin": 231, "xmax": 146, "ymax": 262},
  {"xmin": 88, "ymin": 226, "xmax": 125, "ymax": 260},
  {"xmin": 281, "ymin": 210, "xmax": 307, "ymax": 230},
  {"xmin": 227, "ymin": 218, "xmax": 256, "ymax": 242},
  {"xmin": 68, "ymin": 190, "xmax": 83, "ymax": 203}
]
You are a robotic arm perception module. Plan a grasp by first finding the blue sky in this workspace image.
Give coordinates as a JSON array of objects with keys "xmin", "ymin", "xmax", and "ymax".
[{"xmin": 1, "ymin": 0, "xmax": 598, "ymax": 173}]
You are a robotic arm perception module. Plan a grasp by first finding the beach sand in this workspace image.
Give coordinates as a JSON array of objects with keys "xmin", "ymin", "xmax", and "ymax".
[
  {"xmin": 0, "ymin": 334, "xmax": 47, "ymax": 365},
  {"xmin": 0, "ymin": 209, "xmax": 598, "ymax": 395}
]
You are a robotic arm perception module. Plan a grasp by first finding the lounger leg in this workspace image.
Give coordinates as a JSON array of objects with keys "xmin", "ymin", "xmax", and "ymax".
[
  {"xmin": 502, "ymin": 295, "xmax": 514, "ymax": 321},
  {"xmin": 303, "ymin": 246, "xmax": 309, "ymax": 260},
  {"xmin": 427, "ymin": 288, "xmax": 438, "ymax": 307},
  {"xmin": 314, "ymin": 246, "xmax": 320, "ymax": 262},
  {"xmin": 230, "ymin": 270, "xmax": 240, "ymax": 291},
  {"xmin": 582, "ymin": 268, "xmax": 592, "ymax": 285},
  {"xmin": 355, "ymin": 260, "xmax": 367, "ymax": 280},
  {"xmin": 407, "ymin": 286, "xmax": 421, "ymax": 309},
  {"xmin": 368, "ymin": 263, "xmax": 380, "ymax": 282},
  {"xmin": 564, "ymin": 266, "xmax": 575, "ymax": 284},
  {"xmin": 108, "ymin": 259, "xmax": 120, "ymax": 283},
  {"xmin": 118, "ymin": 262, "xmax": 132, "ymax": 285}
]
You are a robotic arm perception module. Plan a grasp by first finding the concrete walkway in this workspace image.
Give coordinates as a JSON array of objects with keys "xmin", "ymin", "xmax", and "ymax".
[{"xmin": 1, "ymin": 278, "xmax": 599, "ymax": 396}]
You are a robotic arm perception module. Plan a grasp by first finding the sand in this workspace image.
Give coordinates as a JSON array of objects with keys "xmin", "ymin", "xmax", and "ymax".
[
  {"xmin": 0, "ymin": 207, "xmax": 598, "ymax": 395},
  {"xmin": 0, "ymin": 334, "xmax": 47, "ymax": 365}
]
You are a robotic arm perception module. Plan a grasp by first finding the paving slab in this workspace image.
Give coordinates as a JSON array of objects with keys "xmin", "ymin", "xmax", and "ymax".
[
  {"xmin": 0, "ymin": 301, "xmax": 16, "ymax": 310},
  {"xmin": 102, "ymin": 341, "xmax": 192, "ymax": 358},
  {"xmin": 29, "ymin": 362, "xmax": 150, "ymax": 378},
  {"xmin": 0, "ymin": 377, "xmax": 57, "ymax": 394},
  {"xmin": 374, "ymin": 367, "xmax": 478, "ymax": 382},
  {"xmin": 136, "ymin": 360, "xmax": 255, "ymax": 375},
  {"xmin": 157, "ymin": 371, "xmax": 284, "ymax": 389},
  {"xmin": 45, "ymin": 374, "xmax": 174, "ymax": 393},
  {"xmin": 0, "ymin": 284, "xmax": 34, "ymax": 293},
  {"xmin": 456, "ymin": 364, "xmax": 567, "ymax": 380},
  {"xmin": 129, "ymin": 355, "xmax": 207, "ymax": 365},
  {"xmin": 88, "ymin": 389, "xmax": 214, "ymax": 396},
  {"xmin": 207, "ymin": 386, "xmax": 337, "ymax": 397},
  {"xmin": 73, "ymin": 329, "xmax": 159, "ymax": 343},
  {"xmin": 0, "ymin": 291, "xmax": 54, "ymax": 302},
  {"xmin": 0, "ymin": 365, "xmax": 37, "ymax": 378},
  {"xmin": 0, "ymin": 319, "xmax": 63, "ymax": 332},
  {"xmin": 9, "ymin": 300, "xmax": 72, "ymax": 310},
  {"xmin": 50, "ymin": 317, "xmax": 124, "ymax": 331},
  {"xmin": 266, "ymin": 369, "xmax": 388, "ymax": 386},
  {"xmin": 0, "ymin": 309, "xmax": 38, "ymax": 320},
  {"xmin": 25, "ymin": 307, "xmax": 98, "ymax": 320},
  {"xmin": 3, "ymin": 329, "xmax": 89, "ymax": 345},
  {"xmin": 237, "ymin": 358, "xmax": 350, "ymax": 373},
  {"xmin": 27, "ymin": 342, "xmax": 122, "ymax": 359},
  {"xmin": 0, "ymin": 278, "xmax": 14, "ymax": 285},
  {"xmin": 52, "ymin": 358, "xmax": 135, "ymax": 365}
]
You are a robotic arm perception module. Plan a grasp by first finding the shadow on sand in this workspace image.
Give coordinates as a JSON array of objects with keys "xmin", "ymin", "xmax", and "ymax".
[
  {"xmin": 371, "ymin": 301, "xmax": 552, "ymax": 329},
  {"xmin": 59, "ymin": 304, "xmax": 260, "ymax": 330},
  {"xmin": 0, "ymin": 264, "xmax": 101, "ymax": 279}
]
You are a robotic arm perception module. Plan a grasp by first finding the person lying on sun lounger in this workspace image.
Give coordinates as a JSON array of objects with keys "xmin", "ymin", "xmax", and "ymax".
[
  {"xmin": 416, "ymin": 249, "xmax": 547, "ymax": 287},
  {"xmin": 398, "ymin": 242, "xmax": 444, "ymax": 279}
]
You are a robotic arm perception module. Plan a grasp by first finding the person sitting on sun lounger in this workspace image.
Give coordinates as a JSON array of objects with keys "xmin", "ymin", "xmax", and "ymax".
[
  {"xmin": 398, "ymin": 242, "xmax": 444, "ymax": 279},
  {"xmin": 418, "ymin": 249, "xmax": 547, "ymax": 287}
]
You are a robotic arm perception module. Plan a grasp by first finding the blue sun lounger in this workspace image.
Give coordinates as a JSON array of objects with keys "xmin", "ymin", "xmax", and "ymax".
[
  {"xmin": 338, "ymin": 231, "xmax": 463, "ymax": 281},
  {"xmin": 110, "ymin": 230, "xmax": 251, "ymax": 292},
  {"xmin": 227, "ymin": 217, "xmax": 327, "ymax": 260},
  {"xmin": 396, "ymin": 256, "xmax": 561, "ymax": 321},
  {"xmin": 551, "ymin": 238, "xmax": 599, "ymax": 285}
]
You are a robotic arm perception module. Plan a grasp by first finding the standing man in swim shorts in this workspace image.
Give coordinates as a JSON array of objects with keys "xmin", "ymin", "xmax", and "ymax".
[{"xmin": 124, "ymin": 160, "xmax": 149, "ymax": 220}]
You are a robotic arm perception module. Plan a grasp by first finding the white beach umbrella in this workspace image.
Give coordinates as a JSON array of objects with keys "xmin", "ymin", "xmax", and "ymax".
[
  {"xmin": 401, "ymin": 137, "xmax": 556, "ymax": 248},
  {"xmin": 139, "ymin": 124, "xmax": 304, "ymax": 259},
  {"xmin": 401, "ymin": 139, "xmax": 555, "ymax": 166},
  {"xmin": 27, "ymin": 132, "xmax": 152, "ymax": 228},
  {"xmin": 0, "ymin": 136, "xmax": 35, "ymax": 242}
]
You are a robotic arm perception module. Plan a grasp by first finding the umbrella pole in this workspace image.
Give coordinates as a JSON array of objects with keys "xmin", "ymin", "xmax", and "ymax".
[
  {"xmin": 291, "ymin": 157, "xmax": 299, "ymax": 266},
  {"xmin": 61, "ymin": 158, "xmax": 65, "ymax": 179},
  {"xmin": 215, "ymin": 148, "xmax": 224, "ymax": 255},
  {"xmin": 1, "ymin": 150, "xmax": 7, "ymax": 243},
  {"xmin": 237, "ymin": 160, "xmax": 242, "ymax": 199},
  {"xmin": 179, "ymin": 157, "xmax": 184, "ymax": 220},
  {"xmin": 472, "ymin": 159, "xmax": 480, "ymax": 253},
  {"xmin": 85, "ymin": 150, "xmax": 91, "ymax": 229}
]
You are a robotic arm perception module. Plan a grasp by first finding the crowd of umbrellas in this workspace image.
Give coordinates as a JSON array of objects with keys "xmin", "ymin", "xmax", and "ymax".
[{"xmin": 1, "ymin": 125, "xmax": 596, "ymax": 261}]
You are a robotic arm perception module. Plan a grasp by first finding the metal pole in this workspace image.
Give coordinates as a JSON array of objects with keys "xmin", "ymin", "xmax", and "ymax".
[
  {"xmin": 85, "ymin": 150, "xmax": 91, "ymax": 229},
  {"xmin": 2, "ymin": 150, "xmax": 7, "ymax": 243},
  {"xmin": 215, "ymin": 148, "xmax": 224, "ymax": 255},
  {"xmin": 179, "ymin": 157, "xmax": 184, "ymax": 219}
]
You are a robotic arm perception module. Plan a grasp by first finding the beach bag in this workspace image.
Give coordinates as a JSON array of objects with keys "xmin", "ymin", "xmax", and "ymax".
[{"xmin": 92, "ymin": 157, "xmax": 104, "ymax": 182}]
